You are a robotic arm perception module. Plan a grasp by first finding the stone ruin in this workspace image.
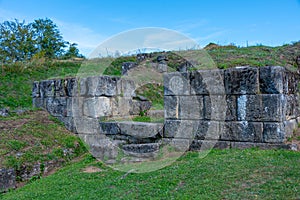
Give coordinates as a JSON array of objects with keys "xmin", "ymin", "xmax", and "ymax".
[
  {"xmin": 31, "ymin": 66, "xmax": 300, "ymax": 164},
  {"xmin": 2, "ymin": 62, "xmax": 299, "ymax": 192}
]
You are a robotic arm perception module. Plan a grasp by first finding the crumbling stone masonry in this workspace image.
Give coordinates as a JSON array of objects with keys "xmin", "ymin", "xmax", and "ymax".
[
  {"xmin": 32, "ymin": 66, "xmax": 299, "ymax": 163},
  {"xmin": 164, "ymin": 66, "xmax": 300, "ymax": 150}
]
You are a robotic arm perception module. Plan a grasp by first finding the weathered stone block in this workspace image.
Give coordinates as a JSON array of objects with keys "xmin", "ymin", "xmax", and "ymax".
[
  {"xmin": 231, "ymin": 141, "xmax": 297, "ymax": 150},
  {"xmin": 66, "ymin": 97, "xmax": 83, "ymax": 117},
  {"xmin": 204, "ymin": 95, "xmax": 230, "ymax": 121},
  {"xmin": 0, "ymin": 168, "xmax": 16, "ymax": 192},
  {"xmin": 122, "ymin": 143, "xmax": 159, "ymax": 154},
  {"xmin": 190, "ymin": 69, "xmax": 225, "ymax": 95},
  {"xmin": 237, "ymin": 94, "xmax": 284, "ymax": 122},
  {"xmin": 32, "ymin": 81, "xmax": 40, "ymax": 97},
  {"xmin": 164, "ymin": 72, "xmax": 190, "ymax": 96},
  {"xmin": 83, "ymin": 97, "xmax": 112, "ymax": 118},
  {"xmin": 163, "ymin": 120, "xmax": 196, "ymax": 139},
  {"xmin": 284, "ymin": 71, "xmax": 299, "ymax": 94},
  {"xmin": 194, "ymin": 120, "xmax": 222, "ymax": 140},
  {"xmin": 57, "ymin": 116, "xmax": 76, "ymax": 132},
  {"xmin": 129, "ymin": 100, "xmax": 141, "ymax": 115},
  {"xmin": 162, "ymin": 138, "xmax": 192, "ymax": 152},
  {"xmin": 121, "ymin": 62, "xmax": 138, "ymax": 75},
  {"xmin": 220, "ymin": 121, "xmax": 263, "ymax": 142},
  {"xmin": 225, "ymin": 67, "xmax": 259, "ymax": 94},
  {"xmin": 179, "ymin": 96, "xmax": 203, "ymax": 119},
  {"xmin": 99, "ymin": 122, "xmax": 120, "ymax": 135},
  {"xmin": 118, "ymin": 78, "xmax": 136, "ymax": 97},
  {"xmin": 79, "ymin": 135, "xmax": 118, "ymax": 160},
  {"xmin": 285, "ymin": 95, "xmax": 299, "ymax": 119},
  {"xmin": 45, "ymin": 97, "xmax": 67, "ymax": 117},
  {"xmin": 164, "ymin": 96, "xmax": 178, "ymax": 119},
  {"xmin": 263, "ymin": 122, "xmax": 285, "ymax": 143},
  {"xmin": 189, "ymin": 140, "xmax": 230, "ymax": 151},
  {"xmin": 33, "ymin": 97, "xmax": 44, "ymax": 109},
  {"xmin": 79, "ymin": 77, "xmax": 87, "ymax": 96},
  {"xmin": 111, "ymin": 97, "xmax": 131, "ymax": 117},
  {"xmin": 259, "ymin": 66, "xmax": 285, "ymax": 94},
  {"xmin": 74, "ymin": 117, "xmax": 101, "ymax": 134},
  {"xmin": 65, "ymin": 78, "xmax": 78, "ymax": 97},
  {"xmin": 40, "ymin": 80, "xmax": 55, "ymax": 97},
  {"xmin": 87, "ymin": 76, "xmax": 119, "ymax": 97},
  {"xmin": 118, "ymin": 121, "xmax": 163, "ymax": 139},
  {"xmin": 54, "ymin": 79, "xmax": 65, "ymax": 97},
  {"xmin": 284, "ymin": 119, "xmax": 297, "ymax": 138}
]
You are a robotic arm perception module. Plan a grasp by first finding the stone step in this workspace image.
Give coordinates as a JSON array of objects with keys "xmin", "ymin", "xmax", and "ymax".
[
  {"xmin": 100, "ymin": 121, "xmax": 163, "ymax": 139},
  {"xmin": 121, "ymin": 143, "xmax": 160, "ymax": 158}
]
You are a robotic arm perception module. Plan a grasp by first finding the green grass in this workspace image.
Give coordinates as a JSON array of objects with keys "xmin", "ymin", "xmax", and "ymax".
[
  {"xmin": 0, "ymin": 110, "xmax": 87, "ymax": 170},
  {"xmin": 1, "ymin": 149, "xmax": 299, "ymax": 199},
  {"xmin": 0, "ymin": 61, "xmax": 81, "ymax": 110}
]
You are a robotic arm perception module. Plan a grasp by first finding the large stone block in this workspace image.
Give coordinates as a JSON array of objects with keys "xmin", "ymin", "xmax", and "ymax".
[
  {"xmin": 66, "ymin": 97, "xmax": 83, "ymax": 117},
  {"xmin": 190, "ymin": 69, "xmax": 225, "ymax": 95},
  {"xmin": 162, "ymin": 138, "xmax": 192, "ymax": 152},
  {"xmin": 284, "ymin": 119, "xmax": 297, "ymax": 137},
  {"xmin": 39, "ymin": 80, "xmax": 55, "ymax": 97},
  {"xmin": 237, "ymin": 94, "xmax": 284, "ymax": 122},
  {"xmin": 79, "ymin": 77, "xmax": 87, "ymax": 96},
  {"xmin": 263, "ymin": 122, "xmax": 285, "ymax": 143},
  {"xmin": 65, "ymin": 78, "xmax": 78, "ymax": 97},
  {"xmin": 259, "ymin": 66, "xmax": 285, "ymax": 94},
  {"xmin": 118, "ymin": 121, "xmax": 163, "ymax": 139},
  {"xmin": 220, "ymin": 121, "xmax": 263, "ymax": 142},
  {"xmin": 32, "ymin": 81, "xmax": 40, "ymax": 98},
  {"xmin": 284, "ymin": 71, "xmax": 299, "ymax": 94},
  {"xmin": 179, "ymin": 95, "xmax": 203, "ymax": 119},
  {"xmin": 57, "ymin": 116, "xmax": 76, "ymax": 132},
  {"xmin": 117, "ymin": 78, "xmax": 136, "ymax": 97},
  {"xmin": 163, "ymin": 120, "xmax": 196, "ymax": 139},
  {"xmin": 164, "ymin": 72, "xmax": 190, "ymax": 96},
  {"xmin": 189, "ymin": 140, "xmax": 230, "ymax": 151},
  {"xmin": 231, "ymin": 141, "xmax": 297, "ymax": 150},
  {"xmin": 99, "ymin": 122, "xmax": 120, "ymax": 135},
  {"xmin": 83, "ymin": 97, "xmax": 112, "ymax": 118},
  {"xmin": 87, "ymin": 76, "xmax": 119, "ymax": 97},
  {"xmin": 32, "ymin": 97, "xmax": 44, "ymax": 109},
  {"xmin": 164, "ymin": 96, "xmax": 178, "ymax": 119},
  {"xmin": 79, "ymin": 135, "xmax": 118, "ymax": 160},
  {"xmin": 204, "ymin": 95, "xmax": 231, "ymax": 121},
  {"xmin": 225, "ymin": 67, "xmax": 259, "ymax": 94},
  {"xmin": 194, "ymin": 120, "xmax": 222, "ymax": 140},
  {"xmin": 111, "ymin": 97, "xmax": 132, "ymax": 117},
  {"xmin": 285, "ymin": 94, "xmax": 299, "ymax": 119},
  {"xmin": 74, "ymin": 117, "xmax": 100, "ymax": 134},
  {"xmin": 54, "ymin": 79, "xmax": 65, "ymax": 97},
  {"xmin": 45, "ymin": 97, "xmax": 67, "ymax": 117},
  {"xmin": 0, "ymin": 168, "xmax": 16, "ymax": 192}
]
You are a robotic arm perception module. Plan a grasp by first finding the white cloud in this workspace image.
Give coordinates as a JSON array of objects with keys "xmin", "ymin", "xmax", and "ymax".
[{"xmin": 55, "ymin": 19, "xmax": 106, "ymax": 56}]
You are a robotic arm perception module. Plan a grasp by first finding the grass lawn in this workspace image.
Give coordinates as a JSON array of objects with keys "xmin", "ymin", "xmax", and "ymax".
[{"xmin": 1, "ymin": 149, "xmax": 299, "ymax": 200}]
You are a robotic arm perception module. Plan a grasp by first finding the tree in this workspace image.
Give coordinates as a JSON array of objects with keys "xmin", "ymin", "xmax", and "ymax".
[
  {"xmin": 0, "ymin": 19, "xmax": 35, "ymax": 62},
  {"xmin": 63, "ymin": 42, "xmax": 83, "ymax": 59},
  {"xmin": 32, "ymin": 18, "xmax": 66, "ymax": 59}
]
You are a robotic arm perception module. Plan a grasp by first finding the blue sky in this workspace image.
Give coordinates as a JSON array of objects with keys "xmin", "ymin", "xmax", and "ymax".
[{"xmin": 0, "ymin": 0, "xmax": 300, "ymax": 56}]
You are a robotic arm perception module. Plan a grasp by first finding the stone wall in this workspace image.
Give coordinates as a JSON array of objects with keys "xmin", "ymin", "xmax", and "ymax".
[
  {"xmin": 33, "ymin": 66, "xmax": 299, "ymax": 163},
  {"xmin": 0, "ymin": 168, "xmax": 15, "ymax": 192},
  {"xmin": 32, "ymin": 76, "xmax": 151, "ymax": 132},
  {"xmin": 164, "ymin": 66, "xmax": 299, "ymax": 150}
]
